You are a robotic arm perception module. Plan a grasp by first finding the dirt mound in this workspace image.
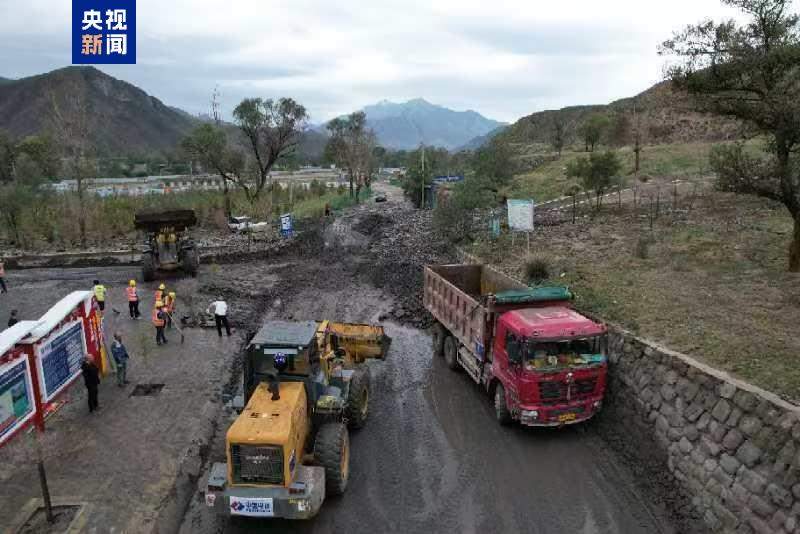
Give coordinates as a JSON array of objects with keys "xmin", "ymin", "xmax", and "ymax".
[{"xmin": 353, "ymin": 213, "xmax": 393, "ymax": 237}]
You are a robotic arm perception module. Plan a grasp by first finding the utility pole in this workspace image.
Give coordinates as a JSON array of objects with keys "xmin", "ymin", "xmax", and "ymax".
[
  {"xmin": 633, "ymin": 101, "xmax": 641, "ymax": 180},
  {"xmin": 420, "ymin": 144, "xmax": 426, "ymax": 209}
]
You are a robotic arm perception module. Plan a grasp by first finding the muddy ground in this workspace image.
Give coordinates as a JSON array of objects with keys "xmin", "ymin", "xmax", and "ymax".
[
  {"xmin": 178, "ymin": 184, "xmax": 685, "ymax": 534},
  {"xmin": 0, "ymin": 183, "xmax": 690, "ymax": 534}
]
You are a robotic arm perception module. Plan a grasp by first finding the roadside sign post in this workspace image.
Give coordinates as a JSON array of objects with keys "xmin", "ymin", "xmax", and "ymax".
[
  {"xmin": 507, "ymin": 199, "xmax": 535, "ymax": 255},
  {"xmin": 280, "ymin": 213, "xmax": 293, "ymax": 238}
]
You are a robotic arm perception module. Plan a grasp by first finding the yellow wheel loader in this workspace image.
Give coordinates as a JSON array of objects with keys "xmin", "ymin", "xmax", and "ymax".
[{"xmin": 205, "ymin": 319, "xmax": 390, "ymax": 519}]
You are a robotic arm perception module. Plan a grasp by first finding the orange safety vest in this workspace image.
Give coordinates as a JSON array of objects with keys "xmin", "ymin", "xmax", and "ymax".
[
  {"xmin": 0, "ymin": 263, "xmax": 5, "ymax": 276},
  {"xmin": 152, "ymin": 308, "xmax": 165, "ymax": 327},
  {"xmin": 126, "ymin": 287, "xmax": 138, "ymax": 302},
  {"xmin": 154, "ymin": 290, "xmax": 163, "ymax": 303},
  {"xmin": 164, "ymin": 295, "xmax": 175, "ymax": 312}
]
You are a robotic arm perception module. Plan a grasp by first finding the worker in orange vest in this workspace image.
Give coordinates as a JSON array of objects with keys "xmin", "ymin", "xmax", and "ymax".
[
  {"xmin": 164, "ymin": 291, "xmax": 177, "ymax": 328},
  {"xmin": 152, "ymin": 300, "xmax": 168, "ymax": 345},
  {"xmin": 154, "ymin": 283, "xmax": 166, "ymax": 306},
  {"xmin": 126, "ymin": 280, "xmax": 141, "ymax": 319}
]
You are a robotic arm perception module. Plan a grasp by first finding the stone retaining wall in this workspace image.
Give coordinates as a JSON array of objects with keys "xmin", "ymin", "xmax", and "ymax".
[{"xmin": 606, "ymin": 327, "xmax": 800, "ymax": 534}]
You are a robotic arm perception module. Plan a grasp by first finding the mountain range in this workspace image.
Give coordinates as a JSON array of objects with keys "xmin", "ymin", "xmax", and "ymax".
[
  {"xmin": 0, "ymin": 66, "xmax": 739, "ymax": 162},
  {"xmin": 347, "ymin": 98, "xmax": 506, "ymax": 150}
]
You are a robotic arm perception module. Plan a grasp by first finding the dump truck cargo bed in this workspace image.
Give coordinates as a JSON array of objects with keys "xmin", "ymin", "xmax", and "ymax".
[{"xmin": 424, "ymin": 264, "xmax": 575, "ymax": 363}]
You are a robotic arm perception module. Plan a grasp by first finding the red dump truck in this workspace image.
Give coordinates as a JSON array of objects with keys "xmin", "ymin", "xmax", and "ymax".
[{"xmin": 424, "ymin": 264, "xmax": 608, "ymax": 427}]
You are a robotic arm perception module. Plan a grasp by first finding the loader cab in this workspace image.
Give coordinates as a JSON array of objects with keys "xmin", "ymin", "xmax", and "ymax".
[{"xmin": 244, "ymin": 320, "xmax": 321, "ymax": 405}]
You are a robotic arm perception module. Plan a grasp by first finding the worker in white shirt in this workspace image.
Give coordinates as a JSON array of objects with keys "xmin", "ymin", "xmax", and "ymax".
[{"xmin": 207, "ymin": 297, "xmax": 231, "ymax": 337}]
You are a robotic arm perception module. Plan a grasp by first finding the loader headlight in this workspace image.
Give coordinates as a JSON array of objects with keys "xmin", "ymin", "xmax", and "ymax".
[
  {"xmin": 290, "ymin": 498, "xmax": 309, "ymax": 512},
  {"xmin": 521, "ymin": 410, "xmax": 538, "ymax": 419}
]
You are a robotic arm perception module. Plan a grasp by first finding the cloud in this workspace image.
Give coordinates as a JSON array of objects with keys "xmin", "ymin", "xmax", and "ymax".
[{"xmin": 0, "ymin": 0, "xmax": 763, "ymax": 124}]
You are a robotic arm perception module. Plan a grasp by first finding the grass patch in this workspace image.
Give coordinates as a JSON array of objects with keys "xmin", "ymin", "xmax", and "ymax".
[{"xmin": 471, "ymin": 190, "xmax": 800, "ymax": 403}]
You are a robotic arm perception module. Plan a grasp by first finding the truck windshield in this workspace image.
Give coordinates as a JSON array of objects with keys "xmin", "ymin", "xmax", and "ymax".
[{"xmin": 522, "ymin": 337, "xmax": 605, "ymax": 372}]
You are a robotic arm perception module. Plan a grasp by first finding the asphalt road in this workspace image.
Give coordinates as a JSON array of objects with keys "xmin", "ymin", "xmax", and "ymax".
[{"xmin": 179, "ymin": 185, "xmax": 676, "ymax": 534}]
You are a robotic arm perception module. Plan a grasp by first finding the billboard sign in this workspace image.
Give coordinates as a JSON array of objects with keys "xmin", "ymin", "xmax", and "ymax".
[
  {"xmin": 36, "ymin": 321, "xmax": 87, "ymax": 403},
  {"xmin": 0, "ymin": 357, "xmax": 36, "ymax": 446},
  {"xmin": 507, "ymin": 199, "xmax": 535, "ymax": 232}
]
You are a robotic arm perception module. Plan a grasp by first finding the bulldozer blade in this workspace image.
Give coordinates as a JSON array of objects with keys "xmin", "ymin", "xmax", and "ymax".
[{"xmin": 326, "ymin": 322, "xmax": 391, "ymax": 361}]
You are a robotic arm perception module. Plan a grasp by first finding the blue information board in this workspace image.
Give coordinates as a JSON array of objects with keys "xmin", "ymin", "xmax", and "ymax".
[
  {"xmin": 37, "ymin": 322, "xmax": 86, "ymax": 402},
  {"xmin": 280, "ymin": 213, "xmax": 293, "ymax": 238},
  {"xmin": 0, "ymin": 358, "xmax": 35, "ymax": 445}
]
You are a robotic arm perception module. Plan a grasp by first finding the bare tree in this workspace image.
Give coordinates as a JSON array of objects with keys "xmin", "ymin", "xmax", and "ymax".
[
  {"xmin": 232, "ymin": 97, "xmax": 308, "ymax": 203},
  {"xmin": 49, "ymin": 85, "xmax": 94, "ymax": 247},
  {"xmin": 326, "ymin": 112, "xmax": 376, "ymax": 201},
  {"xmin": 210, "ymin": 86, "xmax": 232, "ymax": 217}
]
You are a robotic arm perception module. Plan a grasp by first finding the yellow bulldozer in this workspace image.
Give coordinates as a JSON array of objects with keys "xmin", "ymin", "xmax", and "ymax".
[{"xmin": 205, "ymin": 319, "xmax": 390, "ymax": 519}]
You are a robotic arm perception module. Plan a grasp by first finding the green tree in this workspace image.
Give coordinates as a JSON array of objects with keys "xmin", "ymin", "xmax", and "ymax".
[
  {"xmin": 0, "ymin": 182, "xmax": 37, "ymax": 245},
  {"xmin": 181, "ymin": 123, "xmax": 244, "ymax": 217},
  {"xmin": 577, "ymin": 113, "xmax": 610, "ymax": 152},
  {"xmin": 471, "ymin": 137, "xmax": 515, "ymax": 188},
  {"xmin": 661, "ymin": 0, "xmax": 800, "ymax": 270},
  {"xmin": 232, "ymin": 97, "xmax": 308, "ymax": 202},
  {"xmin": 567, "ymin": 150, "xmax": 622, "ymax": 209},
  {"xmin": 0, "ymin": 130, "xmax": 17, "ymax": 183},
  {"xmin": 551, "ymin": 115, "xmax": 566, "ymax": 158}
]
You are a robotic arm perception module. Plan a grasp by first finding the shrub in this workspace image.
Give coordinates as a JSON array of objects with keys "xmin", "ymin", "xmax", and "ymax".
[
  {"xmin": 524, "ymin": 255, "xmax": 550, "ymax": 284},
  {"xmin": 634, "ymin": 235, "xmax": 652, "ymax": 259}
]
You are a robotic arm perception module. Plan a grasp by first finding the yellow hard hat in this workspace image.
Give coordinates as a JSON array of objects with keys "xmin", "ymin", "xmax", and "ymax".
[
  {"xmin": 129, "ymin": 280, "xmax": 136, "ymax": 286},
  {"xmin": 159, "ymin": 283, "xmax": 166, "ymax": 290},
  {"xmin": 169, "ymin": 291, "xmax": 176, "ymax": 297},
  {"xmin": 156, "ymin": 300, "xmax": 164, "ymax": 307}
]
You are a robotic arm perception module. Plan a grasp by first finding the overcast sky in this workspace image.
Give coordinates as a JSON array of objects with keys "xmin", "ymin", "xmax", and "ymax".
[{"xmin": 0, "ymin": 0, "xmax": 749, "ymax": 124}]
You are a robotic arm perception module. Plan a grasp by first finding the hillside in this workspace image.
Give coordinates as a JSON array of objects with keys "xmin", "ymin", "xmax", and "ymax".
[
  {"xmin": 0, "ymin": 67, "xmax": 199, "ymax": 156},
  {"xmin": 327, "ymin": 98, "xmax": 505, "ymax": 150},
  {"xmin": 502, "ymin": 81, "xmax": 742, "ymax": 148},
  {"xmin": 457, "ymin": 125, "xmax": 507, "ymax": 151}
]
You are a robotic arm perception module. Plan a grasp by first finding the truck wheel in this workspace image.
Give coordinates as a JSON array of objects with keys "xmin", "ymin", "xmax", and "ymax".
[
  {"xmin": 142, "ymin": 252, "xmax": 155, "ymax": 282},
  {"xmin": 443, "ymin": 336, "xmax": 459, "ymax": 371},
  {"xmin": 345, "ymin": 367, "xmax": 370, "ymax": 430},
  {"xmin": 431, "ymin": 323, "xmax": 446, "ymax": 357},
  {"xmin": 182, "ymin": 248, "xmax": 199, "ymax": 277},
  {"xmin": 314, "ymin": 422, "xmax": 350, "ymax": 496},
  {"xmin": 494, "ymin": 383, "xmax": 512, "ymax": 425}
]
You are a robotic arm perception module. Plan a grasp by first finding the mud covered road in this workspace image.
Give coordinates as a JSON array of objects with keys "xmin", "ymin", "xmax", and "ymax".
[{"xmin": 179, "ymin": 184, "xmax": 679, "ymax": 534}]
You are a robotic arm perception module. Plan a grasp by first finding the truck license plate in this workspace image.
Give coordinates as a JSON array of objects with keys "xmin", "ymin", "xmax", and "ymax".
[
  {"xmin": 557, "ymin": 412, "xmax": 577, "ymax": 423},
  {"xmin": 230, "ymin": 496, "xmax": 274, "ymax": 517}
]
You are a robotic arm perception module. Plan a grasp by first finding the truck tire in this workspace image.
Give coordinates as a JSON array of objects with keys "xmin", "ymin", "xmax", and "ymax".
[
  {"xmin": 431, "ymin": 323, "xmax": 446, "ymax": 357},
  {"xmin": 182, "ymin": 247, "xmax": 199, "ymax": 277},
  {"xmin": 443, "ymin": 336, "xmax": 459, "ymax": 371},
  {"xmin": 314, "ymin": 422, "xmax": 350, "ymax": 496},
  {"xmin": 142, "ymin": 252, "xmax": 155, "ymax": 282},
  {"xmin": 494, "ymin": 383, "xmax": 512, "ymax": 425},
  {"xmin": 345, "ymin": 367, "xmax": 370, "ymax": 430}
]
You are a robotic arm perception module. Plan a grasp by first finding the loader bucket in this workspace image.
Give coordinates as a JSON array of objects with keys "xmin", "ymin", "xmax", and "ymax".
[{"xmin": 326, "ymin": 322, "xmax": 391, "ymax": 363}]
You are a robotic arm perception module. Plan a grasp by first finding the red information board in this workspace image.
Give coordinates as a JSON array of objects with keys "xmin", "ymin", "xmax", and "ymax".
[{"xmin": 0, "ymin": 290, "xmax": 106, "ymax": 446}]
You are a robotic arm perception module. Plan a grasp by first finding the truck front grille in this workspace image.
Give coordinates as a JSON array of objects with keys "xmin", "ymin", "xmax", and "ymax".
[
  {"xmin": 538, "ymin": 377, "xmax": 598, "ymax": 405},
  {"xmin": 231, "ymin": 444, "xmax": 284, "ymax": 485}
]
